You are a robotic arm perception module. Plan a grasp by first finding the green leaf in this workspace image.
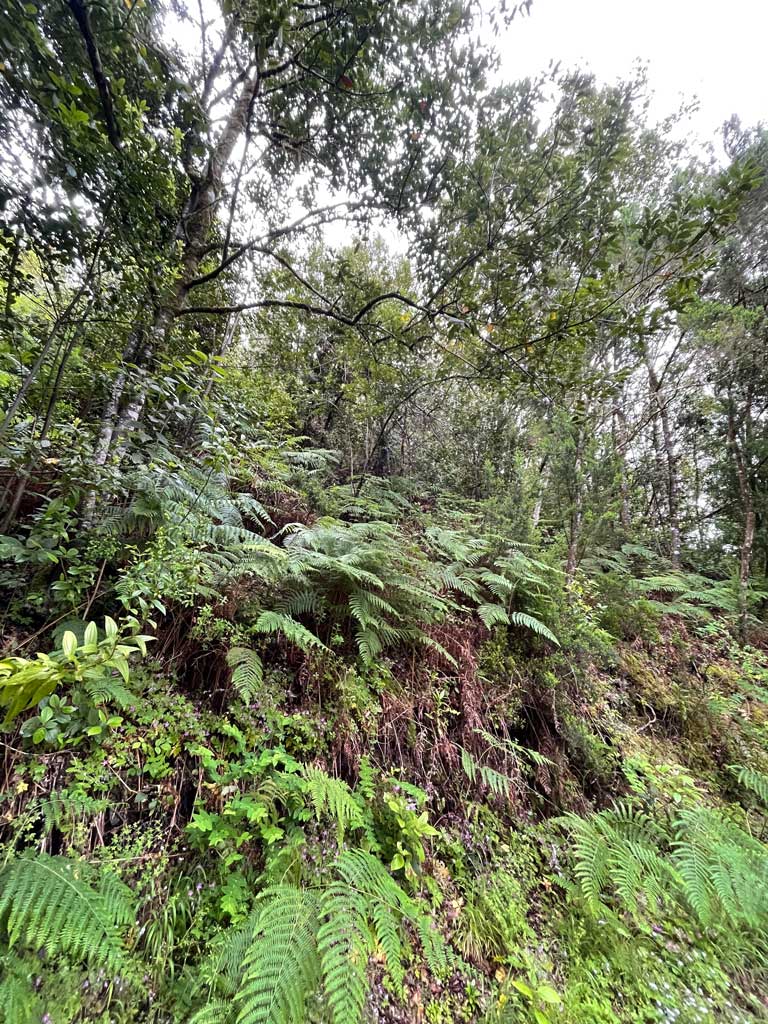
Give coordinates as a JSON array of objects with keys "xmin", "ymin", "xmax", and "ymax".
[
  {"xmin": 511, "ymin": 979, "xmax": 534, "ymax": 999},
  {"xmin": 536, "ymin": 985, "xmax": 561, "ymax": 1005},
  {"xmin": 61, "ymin": 631, "xmax": 77, "ymax": 659}
]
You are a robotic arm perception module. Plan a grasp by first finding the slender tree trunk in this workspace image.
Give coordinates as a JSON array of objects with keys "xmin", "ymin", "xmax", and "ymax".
[
  {"xmin": 647, "ymin": 358, "xmax": 681, "ymax": 567},
  {"xmin": 1, "ymin": 212, "xmax": 108, "ymax": 443},
  {"xmin": 100, "ymin": 68, "xmax": 261, "ymax": 462},
  {"xmin": 531, "ymin": 456, "xmax": 548, "ymax": 530},
  {"xmin": 2, "ymin": 318, "xmax": 90, "ymax": 530},
  {"xmin": 565, "ymin": 428, "xmax": 585, "ymax": 584},
  {"xmin": 612, "ymin": 399, "xmax": 631, "ymax": 532},
  {"xmin": 727, "ymin": 394, "xmax": 755, "ymax": 642}
]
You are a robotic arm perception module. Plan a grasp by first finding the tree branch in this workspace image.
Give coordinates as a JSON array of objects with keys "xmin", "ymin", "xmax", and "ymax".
[{"xmin": 67, "ymin": 0, "xmax": 121, "ymax": 151}]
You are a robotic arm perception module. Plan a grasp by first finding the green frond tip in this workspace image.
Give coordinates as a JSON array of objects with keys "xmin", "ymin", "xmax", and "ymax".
[
  {"xmin": 509, "ymin": 611, "xmax": 559, "ymax": 646},
  {"xmin": 0, "ymin": 853, "xmax": 136, "ymax": 971},
  {"xmin": 460, "ymin": 747, "xmax": 514, "ymax": 802},
  {"xmin": 731, "ymin": 764, "xmax": 768, "ymax": 807},
  {"xmin": 477, "ymin": 603, "xmax": 510, "ymax": 630},
  {"xmin": 226, "ymin": 646, "xmax": 264, "ymax": 702},
  {"xmin": 301, "ymin": 765, "xmax": 366, "ymax": 844},
  {"xmin": 254, "ymin": 611, "xmax": 327, "ymax": 654}
]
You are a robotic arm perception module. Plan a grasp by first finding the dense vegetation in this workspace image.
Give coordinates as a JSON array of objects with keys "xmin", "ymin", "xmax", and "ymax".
[{"xmin": 1, "ymin": 2, "xmax": 767, "ymax": 1022}]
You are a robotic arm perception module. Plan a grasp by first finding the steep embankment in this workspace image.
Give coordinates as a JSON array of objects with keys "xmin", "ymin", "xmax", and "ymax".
[{"xmin": 1, "ymin": 497, "xmax": 767, "ymax": 1024}]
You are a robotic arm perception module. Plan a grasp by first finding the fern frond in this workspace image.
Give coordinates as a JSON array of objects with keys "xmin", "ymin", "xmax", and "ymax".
[
  {"xmin": 477, "ymin": 603, "xmax": 510, "ymax": 630},
  {"xmin": 369, "ymin": 899, "xmax": 404, "ymax": 996},
  {"xmin": 235, "ymin": 887, "xmax": 320, "ymax": 1024},
  {"xmin": 82, "ymin": 675, "xmax": 136, "ymax": 708},
  {"xmin": 301, "ymin": 766, "xmax": 365, "ymax": 844},
  {"xmin": 317, "ymin": 883, "xmax": 371, "ymax": 1024},
  {"xmin": 226, "ymin": 647, "xmax": 264, "ymax": 703},
  {"xmin": 509, "ymin": 611, "xmax": 559, "ymax": 646},
  {"xmin": 460, "ymin": 748, "xmax": 514, "ymax": 801},
  {"xmin": 731, "ymin": 764, "xmax": 768, "ymax": 807},
  {"xmin": 37, "ymin": 792, "xmax": 110, "ymax": 835},
  {"xmin": 255, "ymin": 612, "xmax": 327, "ymax": 654},
  {"xmin": 0, "ymin": 854, "xmax": 135, "ymax": 971},
  {"xmin": 416, "ymin": 916, "xmax": 451, "ymax": 978},
  {"xmin": 0, "ymin": 951, "xmax": 38, "ymax": 1024}
]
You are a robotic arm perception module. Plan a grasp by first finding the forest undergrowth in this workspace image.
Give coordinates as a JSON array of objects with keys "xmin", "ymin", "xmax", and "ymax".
[{"xmin": 1, "ymin": 460, "xmax": 767, "ymax": 1024}]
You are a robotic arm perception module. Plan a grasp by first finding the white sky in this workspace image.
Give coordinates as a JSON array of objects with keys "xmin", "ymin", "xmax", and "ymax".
[{"xmin": 493, "ymin": 0, "xmax": 766, "ymax": 153}]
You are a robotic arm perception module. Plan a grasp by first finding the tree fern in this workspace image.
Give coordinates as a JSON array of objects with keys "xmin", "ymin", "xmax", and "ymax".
[{"xmin": 0, "ymin": 854, "xmax": 136, "ymax": 971}]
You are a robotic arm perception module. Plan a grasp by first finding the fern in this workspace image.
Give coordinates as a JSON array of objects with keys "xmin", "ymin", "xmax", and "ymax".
[
  {"xmin": 474, "ymin": 729, "xmax": 554, "ymax": 769},
  {"xmin": 460, "ymin": 747, "xmax": 515, "ymax": 802},
  {"xmin": 369, "ymin": 898, "xmax": 404, "ymax": 995},
  {"xmin": 301, "ymin": 766, "xmax": 366, "ymax": 844},
  {"xmin": 199, "ymin": 851, "xmax": 422, "ymax": 1024},
  {"xmin": 226, "ymin": 646, "xmax": 264, "ymax": 702},
  {"xmin": 0, "ymin": 951, "xmax": 39, "ymax": 1024},
  {"xmin": 317, "ymin": 884, "xmax": 371, "ymax": 1024},
  {"xmin": 254, "ymin": 611, "xmax": 327, "ymax": 653},
  {"xmin": 0, "ymin": 854, "xmax": 136, "ymax": 971},
  {"xmin": 731, "ymin": 764, "xmax": 768, "ymax": 807},
  {"xmin": 477, "ymin": 603, "xmax": 510, "ymax": 629},
  {"xmin": 672, "ymin": 807, "xmax": 768, "ymax": 928},
  {"xmin": 563, "ymin": 801, "xmax": 768, "ymax": 931},
  {"xmin": 82, "ymin": 675, "xmax": 136, "ymax": 708},
  {"xmin": 509, "ymin": 611, "xmax": 559, "ymax": 646},
  {"xmin": 235, "ymin": 887, "xmax": 320, "ymax": 1024},
  {"xmin": 37, "ymin": 792, "xmax": 110, "ymax": 835}
]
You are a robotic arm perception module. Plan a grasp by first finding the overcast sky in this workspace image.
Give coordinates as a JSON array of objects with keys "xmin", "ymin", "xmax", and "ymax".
[{"xmin": 492, "ymin": 0, "xmax": 766, "ymax": 152}]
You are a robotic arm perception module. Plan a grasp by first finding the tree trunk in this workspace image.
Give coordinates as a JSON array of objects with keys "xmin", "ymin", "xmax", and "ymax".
[
  {"xmin": 612, "ymin": 399, "xmax": 631, "ymax": 532},
  {"xmin": 565, "ymin": 428, "xmax": 585, "ymax": 584},
  {"xmin": 99, "ymin": 68, "xmax": 261, "ymax": 461},
  {"xmin": 647, "ymin": 357, "xmax": 681, "ymax": 567},
  {"xmin": 531, "ymin": 456, "xmax": 548, "ymax": 530},
  {"xmin": 727, "ymin": 393, "xmax": 755, "ymax": 642}
]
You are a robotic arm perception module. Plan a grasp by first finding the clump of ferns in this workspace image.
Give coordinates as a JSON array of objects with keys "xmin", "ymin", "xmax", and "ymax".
[
  {"xmin": 188, "ymin": 848, "xmax": 456, "ymax": 1024},
  {"xmin": 214, "ymin": 517, "xmax": 560, "ymax": 703},
  {"xmin": 558, "ymin": 798, "xmax": 768, "ymax": 949}
]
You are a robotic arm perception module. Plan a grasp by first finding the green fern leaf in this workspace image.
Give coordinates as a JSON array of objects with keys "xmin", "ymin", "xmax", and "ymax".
[
  {"xmin": 317, "ymin": 884, "xmax": 371, "ymax": 1024},
  {"xmin": 509, "ymin": 611, "xmax": 559, "ymax": 646},
  {"xmin": 235, "ymin": 887, "xmax": 320, "ymax": 1024},
  {"xmin": 226, "ymin": 647, "xmax": 264, "ymax": 703},
  {"xmin": 0, "ymin": 854, "xmax": 135, "ymax": 971}
]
